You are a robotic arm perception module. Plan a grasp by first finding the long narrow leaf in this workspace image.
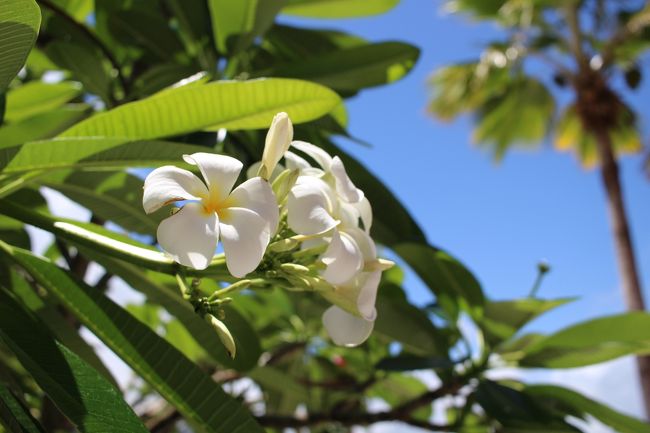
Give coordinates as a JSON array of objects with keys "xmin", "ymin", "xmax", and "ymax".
[
  {"xmin": 0, "ymin": 288, "xmax": 148, "ymax": 433},
  {"xmin": 2, "ymin": 244, "xmax": 264, "ymax": 433}
]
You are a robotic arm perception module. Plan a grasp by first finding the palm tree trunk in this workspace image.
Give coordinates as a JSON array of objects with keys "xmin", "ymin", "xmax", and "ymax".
[{"xmin": 594, "ymin": 127, "xmax": 650, "ymax": 418}]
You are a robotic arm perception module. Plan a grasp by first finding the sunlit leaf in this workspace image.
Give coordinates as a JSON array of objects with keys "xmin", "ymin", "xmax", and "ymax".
[
  {"xmin": 60, "ymin": 78, "xmax": 341, "ymax": 139},
  {"xmin": 282, "ymin": 0, "xmax": 399, "ymax": 18}
]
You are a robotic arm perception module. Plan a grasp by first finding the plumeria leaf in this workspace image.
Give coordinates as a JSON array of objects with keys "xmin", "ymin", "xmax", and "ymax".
[
  {"xmin": 0, "ymin": 287, "xmax": 149, "ymax": 433},
  {"xmin": 0, "ymin": 0, "xmax": 41, "ymax": 92},
  {"xmin": 43, "ymin": 170, "xmax": 164, "ymax": 236},
  {"xmin": 519, "ymin": 312, "xmax": 650, "ymax": 368},
  {"xmin": 4, "ymin": 81, "xmax": 82, "ymax": 123},
  {"xmin": 257, "ymin": 41, "xmax": 420, "ymax": 92},
  {"xmin": 0, "ymin": 138, "xmax": 208, "ymax": 175},
  {"xmin": 60, "ymin": 79, "xmax": 342, "ymax": 139},
  {"xmin": 282, "ymin": 0, "xmax": 399, "ymax": 18},
  {"xmin": 0, "ymin": 382, "xmax": 46, "ymax": 433},
  {"xmin": 393, "ymin": 243, "xmax": 485, "ymax": 320},
  {"xmin": 481, "ymin": 298, "xmax": 575, "ymax": 347},
  {"xmin": 0, "ymin": 106, "xmax": 90, "ymax": 149},
  {"xmin": 1, "ymin": 244, "xmax": 265, "ymax": 433},
  {"xmin": 525, "ymin": 384, "xmax": 650, "ymax": 433}
]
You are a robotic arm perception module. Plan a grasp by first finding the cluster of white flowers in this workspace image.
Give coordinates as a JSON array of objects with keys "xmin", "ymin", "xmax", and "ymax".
[{"xmin": 142, "ymin": 113, "xmax": 391, "ymax": 347}]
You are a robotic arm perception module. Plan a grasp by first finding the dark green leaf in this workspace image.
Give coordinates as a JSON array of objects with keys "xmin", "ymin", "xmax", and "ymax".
[
  {"xmin": 525, "ymin": 384, "xmax": 650, "ymax": 433},
  {"xmin": 0, "ymin": 0, "xmax": 41, "ymax": 91},
  {"xmin": 260, "ymin": 41, "xmax": 419, "ymax": 91},
  {"xmin": 2, "ymin": 245, "xmax": 264, "ymax": 433},
  {"xmin": 376, "ymin": 354, "xmax": 453, "ymax": 371},
  {"xmin": 0, "ymin": 288, "xmax": 148, "ymax": 433},
  {"xmin": 393, "ymin": 243, "xmax": 484, "ymax": 320},
  {"xmin": 0, "ymin": 383, "xmax": 45, "ymax": 433}
]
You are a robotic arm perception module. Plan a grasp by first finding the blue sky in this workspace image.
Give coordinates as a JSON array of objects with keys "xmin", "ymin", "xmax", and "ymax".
[{"xmin": 281, "ymin": 0, "xmax": 650, "ymax": 422}]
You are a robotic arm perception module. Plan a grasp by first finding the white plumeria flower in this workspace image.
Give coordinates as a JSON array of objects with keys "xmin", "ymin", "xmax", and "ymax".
[
  {"xmin": 320, "ymin": 228, "xmax": 382, "ymax": 347},
  {"xmin": 259, "ymin": 112, "xmax": 293, "ymax": 180},
  {"xmin": 286, "ymin": 140, "xmax": 372, "ymax": 233},
  {"xmin": 143, "ymin": 152, "xmax": 278, "ymax": 276}
]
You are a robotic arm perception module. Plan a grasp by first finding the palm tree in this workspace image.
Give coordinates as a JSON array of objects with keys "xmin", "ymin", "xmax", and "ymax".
[{"xmin": 429, "ymin": 0, "xmax": 650, "ymax": 416}]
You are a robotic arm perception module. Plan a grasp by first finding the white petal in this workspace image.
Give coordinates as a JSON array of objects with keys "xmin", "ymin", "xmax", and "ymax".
[
  {"xmin": 219, "ymin": 207, "xmax": 270, "ymax": 278},
  {"xmin": 339, "ymin": 201, "xmax": 361, "ymax": 229},
  {"xmin": 157, "ymin": 202, "xmax": 219, "ymax": 270},
  {"xmin": 320, "ymin": 230, "xmax": 363, "ymax": 285},
  {"xmin": 228, "ymin": 177, "xmax": 279, "ymax": 236},
  {"xmin": 344, "ymin": 227, "xmax": 377, "ymax": 261},
  {"xmin": 261, "ymin": 112, "xmax": 293, "ymax": 178},
  {"xmin": 322, "ymin": 306, "xmax": 374, "ymax": 347},
  {"xmin": 143, "ymin": 166, "xmax": 208, "ymax": 214},
  {"xmin": 331, "ymin": 156, "xmax": 363, "ymax": 203},
  {"xmin": 183, "ymin": 153, "xmax": 242, "ymax": 201},
  {"xmin": 284, "ymin": 151, "xmax": 311, "ymax": 171},
  {"xmin": 290, "ymin": 140, "xmax": 333, "ymax": 170},
  {"xmin": 287, "ymin": 176, "xmax": 337, "ymax": 235},
  {"xmin": 356, "ymin": 271, "xmax": 381, "ymax": 320}
]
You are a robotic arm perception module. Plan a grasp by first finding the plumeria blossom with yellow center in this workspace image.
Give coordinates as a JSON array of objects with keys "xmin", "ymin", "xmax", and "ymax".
[{"xmin": 142, "ymin": 152, "xmax": 278, "ymax": 276}]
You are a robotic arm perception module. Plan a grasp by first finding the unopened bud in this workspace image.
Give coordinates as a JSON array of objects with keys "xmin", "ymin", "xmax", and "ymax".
[
  {"xmin": 272, "ymin": 168, "xmax": 300, "ymax": 203},
  {"xmin": 280, "ymin": 263, "xmax": 311, "ymax": 275},
  {"xmin": 259, "ymin": 112, "xmax": 293, "ymax": 180},
  {"xmin": 268, "ymin": 238, "xmax": 299, "ymax": 252},
  {"xmin": 205, "ymin": 314, "xmax": 236, "ymax": 358}
]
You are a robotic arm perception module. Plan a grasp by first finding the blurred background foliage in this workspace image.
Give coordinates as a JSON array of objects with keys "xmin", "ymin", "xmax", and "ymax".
[{"xmin": 0, "ymin": 0, "xmax": 649, "ymax": 432}]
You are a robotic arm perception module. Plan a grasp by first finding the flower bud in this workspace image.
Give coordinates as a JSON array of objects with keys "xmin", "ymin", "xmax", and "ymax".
[
  {"xmin": 260, "ymin": 112, "xmax": 293, "ymax": 180},
  {"xmin": 205, "ymin": 314, "xmax": 236, "ymax": 359}
]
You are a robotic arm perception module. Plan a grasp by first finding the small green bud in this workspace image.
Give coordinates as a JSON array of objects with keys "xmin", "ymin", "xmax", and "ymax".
[
  {"xmin": 268, "ymin": 238, "xmax": 299, "ymax": 252},
  {"xmin": 272, "ymin": 168, "xmax": 300, "ymax": 203},
  {"xmin": 205, "ymin": 314, "xmax": 236, "ymax": 359},
  {"xmin": 537, "ymin": 261, "xmax": 550, "ymax": 274},
  {"xmin": 280, "ymin": 263, "xmax": 311, "ymax": 275}
]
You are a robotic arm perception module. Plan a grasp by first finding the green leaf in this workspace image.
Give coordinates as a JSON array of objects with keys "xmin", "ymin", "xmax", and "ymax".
[
  {"xmin": 0, "ymin": 0, "xmax": 41, "ymax": 91},
  {"xmin": 282, "ymin": 0, "xmax": 399, "ymax": 18},
  {"xmin": 60, "ymin": 79, "xmax": 342, "ymax": 139},
  {"xmin": 519, "ymin": 312, "xmax": 650, "ymax": 368},
  {"xmin": 0, "ymin": 138, "xmax": 208, "ymax": 174},
  {"xmin": 43, "ymin": 41, "xmax": 114, "ymax": 104},
  {"xmin": 0, "ymin": 106, "xmax": 89, "ymax": 149},
  {"xmin": 525, "ymin": 384, "xmax": 650, "ymax": 433},
  {"xmin": 475, "ymin": 380, "xmax": 580, "ymax": 432},
  {"xmin": 0, "ymin": 383, "xmax": 45, "ymax": 433},
  {"xmin": 4, "ymin": 82, "xmax": 81, "ymax": 123},
  {"xmin": 6, "ymin": 270, "xmax": 118, "ymax": 388},
  {"xmin": 261, "ymin": 41, "xmax": 419, "ymax": 91},
  {"xmin": 393, "ymin": 243, "xmax": 484, "ymax": 320},
  {"xmin": 0, "ymin": 288, "xmax": 148, "ymax": 433},
  {"xmin": 208, "ymin": 0, "xmax": 285, "ymax": 54},
  {"xmin": 481, "ymin": 298, "xmax": 574, "ymax": 347},
  {"xmin": 374, "ymin": 283, "xmax": 448, "ymax": 356},
  {"xmin": 44, "ymin": 171, "xmax": 163, "ymax": 236},
  {"xmin": 2, "ymin": 245, "xmax": 264, "ymax": 433}
]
